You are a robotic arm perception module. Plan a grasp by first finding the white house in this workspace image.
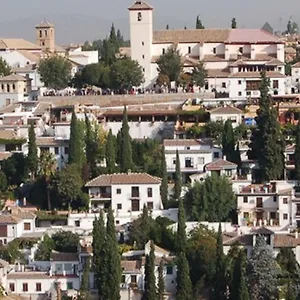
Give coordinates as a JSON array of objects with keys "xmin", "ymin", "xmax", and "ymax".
[
  {"xmin": 163, "ymin": 139, "xmax": 222, "ymax": 183},
  {"xmin": 209, "ymin": 105, "xmax": 244, "ymax": 127},
  {"xmin": 68, "ymin": 47, "xmax": 98, "ymax": 66},
  {"xmin": 85, "ymin": 172, "xmax": 163, "ymax": 213},
  {"xmin": 291, "ymin": 62, "xmax": 300, "ymax": 92},
  {"xmin": 128, "ymin": 1, "xmax": 286, "ymax": 97}
]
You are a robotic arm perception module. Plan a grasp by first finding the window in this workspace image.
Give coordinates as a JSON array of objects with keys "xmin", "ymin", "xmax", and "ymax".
[
  {"xmin": 45, "ymin": 30, "xmax": 48, "ymax": 37},
  {"xmin": 9, "ymin": 283, "xmax": 15, "ymax": 292},
  {"xmin": 273, "ymin": 196, "xmax": 277, "ymax": 202},
  {"xmin": 142, "ymin": 55, "xmax": 145, "ymax": 59},
  {"xmin": 142, "ymin": 41, "xmax": 144, "ymax": 46},
  {"xmin": 278, "ymin": 67, "xmax": 282, "ymax": 72},
  {"xmin": 256, "ymin": 197, "xmax": 263, "ymax": 208},
  {"xmin": 36, "ymin": 283, "xmax": 42, "ymax": 292},
  {"xmin": 24, "ymin": 222, "xmax": 31, "ymax": 231},
  {"xmin": 213, "ymin": 47, "xmax": 216, "ymax": 54},
  {"xmin": 64, "ymin": 147, "xmax": 69, "ymax": 155},
  {"xmin": 166, "ymin": 266, "xmax": 173, "ymax": 275},
  {"xmin": 162, "ymin": 48, "xmax": 165, "ymax": 54},
  {"xmin": 131, "ymin": 187, "xmax": 139, "ymax": 198},
  {"xmin": 222, "ymin": 82, "xmax": 226, "ymax": 88},
  {"xmin": 198, "ymin": 157, "xmax": 205, "ymax": 164},
  {"xmin": 40, "ymin": 147, "xmax": 50, "ymax": 153},
  {"xmin": 246, "ymin": 91, "xmax": 251, "ymax": 96},
  {"xmin": 246, "ymin": 81, "xmax": 260, "ymax": 91},
  {"xmin": 41, "ymin": 41, "xmax": 45, "ymax": 46},
  {"xmin": 283, "ymin": 213, "xmax": 288, "ymax": 220},
  {"xmin": 55, "ymin": 147, "xmax": 59, "ymax": 155},
  {"xmin": 172, "ymin": 158, "xmax": 176, "ymax": 164},
  {"xmin": 213, "ymin": 152, "xmax": 220, "ymax": 159},
  {"xmin": 131, "ymin": 275, "xmax": 137, "ymax": 283},
  {"xmin": 137, "ymin": 12, "xmax": 142, "ymax": 21},
  {"xmin": 55, "ymin": 263, "xmax": 63, "ymax": 273},
  {"xmin": 238, "ymin": 80, "xmax": 242, "ymax": 85},
  {"xmin": 188, "ymin": 46, "xmax": 191, "ymax": 54},
  {"xmin": 273, "ymin": 80, "xmax": 279, "ymax": 89},
  {"xmin": 270, "ymin": 212, "xmax": 276, "ymax": 219},
  {"xmin": 243, "ymin": 196, "xmax": 248, "ymax": 203},
  {"xmin": 23, "ymin": 283, "xmax": 28, "ymax": 292},
  {"xmin": 243, "ymin": 212, "xmax": 249, "ymax": 218},
  {"xmin": 64, "ymin": 263, "xmax": 72, "ymax": 272},
  {"xmin": 147, "ymin": 188, "xmax": 153, "ymax": 197},
  {"xmin": 131, "ymin": 199, "xmax": 140, "ymax": 211},
  {"xmin": 238, "ymin": 91, "xmax": 242, "ymax": 96},
  {"xmin": 12, "ymin": 84, "xmax": 15, "ymax": 91},
  {"xmin": 39, "ymin": 30, "xmax": 42, "ymax": 38},
  {"xmin": 7, "ymin": 84, "xmax": 10, "ymax": 93},
  {"xmin": 143, "ymin": 68, "xmax": 145, "ymax": 72},
  {"xmin": 147, "ymin": 202, "xmax": 153, "ymax": 210},
  {"xmin": 122, "ymin": 275, "xmax": 125, "ymax": 283},
  {"xmin": 116, "ymin": 220, "xmax": 120, "ymax": 225},
  {"xmin": 3, "ymin": 239, "xmax": 6, "ymax": 245},
  {"xmin": 283, "ymin": 198, "xmax": 288, "ymax": 204},
  {"xmin": 67, "ymin": 282, "xmax": 73, "ymax": 290},
  {"xmin": 75, "ymin": 220, "xmax": 80, "ymax": 227},
  {"xmin": 239, "ymin": 47, "xmax": 243, "ymax": 54},
  {"xmin": 225, "ymin": 169, "xmax": 232, "ymax": 176},
  {"xmin": 117, "ymin": 203, "xmax": 122, "ymax": 210},
  {"xmin": 185, "ymin": 157, "xmax": 193, "ymax": 168},
  {"xmin": 116, "ymin": 188, "xmax": 121, "ymax": 194}
]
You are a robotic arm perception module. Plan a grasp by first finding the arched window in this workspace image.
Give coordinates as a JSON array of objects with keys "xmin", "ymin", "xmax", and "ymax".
[
  {"xmin": 7, "ymin": 84, "xmax": 10, "ymax": 93},
  {"xmin": 12, "ymin": 84, "xmax": 15, "ymax": 91},
  {"xmin": 45, "ymin": 30, "xmax": 48, "ymax": 37},
  {"xmin": 39, "ymin": 30, "xmax": 42, "ymax": 38},
  {"xmin": 1, "ymin": 84, "xmax": 4, "ymax": 90},
  {"xmin": 138, "ymin": 12, "xmax": 142, "ymax": 21}
]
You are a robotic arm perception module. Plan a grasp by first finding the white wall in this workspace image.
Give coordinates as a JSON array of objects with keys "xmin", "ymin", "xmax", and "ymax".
[{"xmin": 210, "ymin": 112, "xmax": 243, "ymax": 127}]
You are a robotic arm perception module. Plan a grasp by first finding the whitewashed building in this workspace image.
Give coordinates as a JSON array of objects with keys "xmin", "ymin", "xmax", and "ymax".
[
  {"xmin": 291, "ymin": 62, "xmax": 300, "ymax": 92},
  {"xmin": 209, "ymin": 105, "xmax": 244, "ymax": 127},
  {"xmin": 85, "ymin": 173, "xmax": 163, "ymax": 213},
  {"xmin": 128, "ymin": 1, "xmax": 286, "ymax": 97},
  {"xmin": 163, "ymin": 139, "xmax": 222, "ymax": 182}
]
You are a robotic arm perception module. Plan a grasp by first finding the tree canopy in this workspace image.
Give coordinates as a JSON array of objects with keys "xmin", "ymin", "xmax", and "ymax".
[
  {"xmin": 231, "ymin": 18, "xmax": 237, "ymax": 29},
  {"xmin": 196, "ymin": 16, "xmax": 205, "ymax": 29},
  {"xmin": 0, "ymin": 57, "xmax": 12, "ymax": 77}
]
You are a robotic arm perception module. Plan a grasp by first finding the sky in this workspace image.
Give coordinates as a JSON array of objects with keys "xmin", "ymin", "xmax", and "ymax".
[{"xmin": 0, "ymin": 0, "xmax": 299, "ymax": 44}]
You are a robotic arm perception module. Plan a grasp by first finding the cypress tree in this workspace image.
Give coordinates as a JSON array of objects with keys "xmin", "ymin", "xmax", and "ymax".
[
  {"xmin": 69, "ymin": 111, "xmax": 84, "ymax": 167},
  {"xmin": 105, "ymin": 129, "xmax": 116, "ymax": 173},
  {"xmin": 173, "ymin": 150, "xmax": 182, "ymax": 200},
  {"xmin": 120, "ymin": 106, "xmax": 134, "ymax": 172},
  {"xmin": 176, "ymin": 198, "xmax": 187, "ymax": 254},
  {"xmin": 295, "ymin": 121, "xmax": 300, "ymax": 184},
  {"xmin": 231, "ymin": 18, "xmax": 237, "ymax": 29},
  {"xmin": 157, "ymin": 259, "xmax": 165, "ymax": 300},
  {"xmin": 230, "ymin": 251, "xmax": 249, "ymax": 300},
  {"xmin": 27, "ymin": 123, "xmax": 38, "ymax": 179},
  {"xmin": 79, "ymin": 257, "xmax": 90, "ymax": 300},
  {"xmin": 196, "ymin": 15, "xmax": 205, "ymax": 29},
  {"xmin": 143, "ymin": 241, "xmax": 157, "ymax": 300},
  {"xmin": 222, "ymin": 120, "xmax": 235, "ymax": 162},
  {"xmin": 160, "ymin": 146, "xmax": 169, "ymax": 208},
  {"xmin": 213, "ymin": 223, "xmax": 227, "ymax": 300},
  {"xmin": 176, "ymin": 252, "xmax": 193, "ymax": 300},
  {"xmin": 106, "ymin": 206, "xmax": 121, "ymax": 300},
  {"xmin": 248, "ymin": 71, "xmax": 284, "ymax": 182}
]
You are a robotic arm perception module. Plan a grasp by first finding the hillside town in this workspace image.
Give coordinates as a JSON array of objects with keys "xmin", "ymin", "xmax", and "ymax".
[{"xmin": 0, "ymin": 0, "xmax": 300, "ymax": 299}]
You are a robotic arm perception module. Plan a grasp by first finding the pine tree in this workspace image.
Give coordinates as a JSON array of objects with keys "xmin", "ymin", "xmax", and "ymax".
[
  {"xmin": 143, "ymin": 241, "xmax": 157, "ymax": 300},
  {"xmin": 222, "ymin": 120, "xmax": 235, "ymax": 162},
  {"xmin": 173, "ymin": 150, "xmax": 182, "ymax": 200},
  {"xmin": 105, "ymin": 129, "xmax": 116, "ymax": 173},
  {"xmin": 247, "ymin": 71, "xmax": 284, "ymax": 182},
  {"xmin": 176, "ymin": 252, "xmax": 193, "ymax": 300},
  {"xmin": 79, "ymin": 257, "xmax": 90, "ymax": 300},
  {"xmin": 213, "ymin": 223, "xmax": 227, "ymax": 300},
  {"xmin": 230, "ymin": 251, "xmax": 249, "ymax": 300},
  {"xmin": 120, "ymin": 106, "xmax": 134, "ymax": 172},
  {"xmin": 196, "ymin": 15, "xmax": 205, "ymax": 29},
  {"xmin": 105, "ymin": 206, "xmax": 121, "ymax": 300},
  {"xmin": 157, "ymin": 260, "xmax": 165, "ymax": 300},
  {"xmin": 27, "ymin": 123, "xmax": 38, "ymax": 179},
  {"xmin": 295, "ymin": 121, "xmax": 300, "ymax": 184},
  {"xmin": 231, "ymin": 18, "xmax": 237, "ymax": 29},
  {"xmin": 69, "ymin": 111, "xmax": 84, "ymax": 167},
  {"xmin": 166, "ymin": 24, "xmax": 169, "ymax": 30},
  {"xmin": 160, "ymin": 146, "xmax": 168, "ymax": 208},
  {"xmin": 176, "ymin": 198, "xmax": 187, "ymax": 254}
]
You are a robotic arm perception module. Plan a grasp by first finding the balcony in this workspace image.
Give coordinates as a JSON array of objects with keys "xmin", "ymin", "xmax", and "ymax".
[
  {"xmin": 90, "ymin": 193, "xmax": 111, "ymax": 199},
  {"xmin": 130, "ymin": 193, "xmax": 140, "ymax": 199}
]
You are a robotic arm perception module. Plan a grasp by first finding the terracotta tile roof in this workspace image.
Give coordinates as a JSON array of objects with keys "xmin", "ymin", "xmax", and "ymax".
[
  {"xmin": 0, "ymin": 103, "xmax": 21, "ymax": 114},
  {"xmin": 50, "ymin": 251, "xmax": 78, "ymax": 262},
  {"xmin": 229, "ymin": 59, "xmax": 247, "ymax": 67},
  {"xmin": 153, "ymin": 29, "xmax": 230, "ymax": 44},
  {"xmin": 128, "ymin": 1, "xmax": 153, "ymax": 10},
  {"xmin": 229, "ymin": 71, "xmax": 285, "ymax": 78},
  {"xmin": 203, "ymin": 55, "xmax": 226, "ymax": 62},
  {"xmin": 18, "ymin": 50, "xmax": 41, "ymax": 62},
  {"xmin": 0, "ymin": 215, "xmax": 20, "ymax": 224},
  {"xmin": 121, "ymin": 260, "xmax": 142, "ymax": 273},
  {"xmin": 265, "ymin": 58, "xmax": 285, "ymax": 66},
  {"xmin": 226, "ymin": 29, "xmax": 282, "ymax": 44},
  {"xmin": 274, "ymin": 234, "xmax": 300, "ymax": 248},
  {"xmin": 119, "ymin": 47, "xmax": 131, "ymax": 57},
  {"xmin": 239, "ymin": 184, "xmax": 276, "ymax": 194},
  {"xmin": 141, "ymin": 256, "xmax": 175, "ymax": 266},
  {"xmin": 205, "ymin": 158, "xmax": 237, "ymax": 171},
  {"xmin": 254, "ymin": 53, "xmax": 277, "ymax": 61},
  {"xmin": 207, "ymin": 68, "xmax": 230, "ymax": 78},
  {"xmin": 292, "ymin": 62, "xmax": 300, "ymax": 68},
  {"xmin": 182, "ymin": 56, "xmax": 200, "ymax": 66},
  {"xmin": 0, "ymin": 129, "xmax": 19, "ymax": 140},
  {"xmin": 250, "ymin": 227, "xmax": 274, "ymax": 235},
  {"xmin": 163, "ymin": 139, "xmax": 213, "ymax": 147},
  {"xmin": 103, "ymin": 108, "xmax": 178, "ymax": 116},
  {"xmin": 33, "ymin": 102, "xmax": 51, "ymax": 116},
  {"xmin": 0, "ymin": 152, "xmax": 12, "ymax": 161},
  {"xmin": 85, "ymin": 173, "xmax": 161, "ymax": 187},
  {"xmin": 7, "ymin": 272, "xmax": 50, "ymax": 280},
  {"xmin": 0, "ymin": 39, "xmax": 42, "ymax": 51},
  {"xmin": 36, "ymin": 137, "xmax": 69, "ymax": 147},
  {"xmin": 0, "ymin": 74, "xmax": 28, "ymax": 82},
  {"xmin": 209, "ymin": 105, "xmax": 243, "ymax": 115},
  {"xmin": 285, "ymin": 47, "xmax": 297, "ymax": 54},
  {"xmin": 223, "ymin": 234, "xmax": 253, "ymax": 246}
]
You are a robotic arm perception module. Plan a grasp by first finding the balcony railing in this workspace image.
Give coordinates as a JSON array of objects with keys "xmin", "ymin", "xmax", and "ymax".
[
  {"xmin": 90, "ymin": 193, "xmax": 111, "ymax": 199},
  {"xmin": 131, "ymin": 193, "xmax": 140, "ymax": 198}
]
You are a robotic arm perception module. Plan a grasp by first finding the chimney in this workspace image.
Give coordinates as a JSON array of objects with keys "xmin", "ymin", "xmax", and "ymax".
[{"xmin": 223, "ymin": 155, "xmax": 227, "ymax": 161}]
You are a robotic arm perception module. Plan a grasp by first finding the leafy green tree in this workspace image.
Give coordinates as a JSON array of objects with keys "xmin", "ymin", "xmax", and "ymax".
[
  {"xmin": 52, "ymin": 231, "xmax": 79, "ymax": 253},
  {"xmin": 105, "ymin": 129, "xmax": 116, "ymax": 173},
  {"xmin": 0, "ymin": 57, "xmax": 11, "ymax": 76},
  {"xmin": 69, "ymin": 112, "xmax": 85, "ymax": 167},
  {"xmin": 230, "ymin": 251, "xmax": 249, "ymax": 300},
  {"xmin": 196, "ymin": 16, "xmax": 205, "ymax": 29},
  {"xmin": 295, "ymin": 121, "xmax": 300, "ymax": 184},
  {"xmin": 38, "ymin": 55, "xmax": 72, "ymax": 90},
  {"xmin": 158, "ymin": 259, "xmax": 165, "ymax": 300},
  {"xmin": 110, "ymin": 57, "xmax": 144, "ymax": 91},
  {"xmin": 157, "ymin": 46, "xmax": 182, "ymax": 83},
  {"xmin": 231, "ymin": 18, "xmax": 237, "ymax": 29},
  {"xmin": 38, "ymin": 151, "xmax": 56, "ymax": 210},
  {"xmin": 160, "ymin": 146, "xmax": 169, "ymax": 208},
  {"xmin": 173, "ymin": 150, "xmax": 182, "ymax": 200},
  {"xmin": 248, "ymin": 71, "xmax": 284, "ymax": 182},
  {"xmin": 105, "ymin": 207, "xmax": 121, "ymax": 300},
  {"xmin": 192, "ymin": 63, "xmax": 207, "ymax": 87},
  {"xmin": 79, "ymin": 257, "xmax": 90, "ymax": 300},
  {"xmin": 184, "ymin": 173, "xmax": 236, "ymax": 221},
  {"xmin": 0, "ymin": 170, "xmax": 7, "ymax": 192},
  {"xmin": 213, "ymin": 224, "xmax": 227, "ymax": 300},
  {"xmin": 277, "ymin": 247, "xmax": 300, "ymax": 278},
  {"xmin": 176, "ymin": 252, "xmax": 193, "ymax": 300},
  {"xmin": 143, "ymin": 241, "xmax": 157, "ymax": 300},
  {"xmin": 80, "ymin": 63, "xmax": 102, "ymax": 86},
  {"xmin": 119, "ymin": 106, "xmax": 134, "ymax": 172},
  {"xmin": 34, "ymin": 234, "xmax": 55, "ymax": 261},
  {"xmin": 27, "ymin": 123, "xmax": 38, "ymax": 179},
  {"xmin": 176, "ymin": 199, "xmax": 187, "ymax": 254},
  {"xmin": 0, "ymin": 240, "xmax": 24, "ymax": 264},
  {"xmin": 222, "ymin": 120, "xmax": 236, "ymax": 162},
  {"xmin": 247, "ymin": 235, "xmax": 280, "ymax": 299}
]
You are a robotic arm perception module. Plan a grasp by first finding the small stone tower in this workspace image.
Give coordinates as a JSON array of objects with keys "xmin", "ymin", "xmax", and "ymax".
[{"xmin": 35, "ymin": 19, "xmax": 55, "ymax": 52}]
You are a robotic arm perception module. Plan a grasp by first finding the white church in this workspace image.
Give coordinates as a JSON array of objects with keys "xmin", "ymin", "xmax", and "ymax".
[{"xmin": 128, "ymin": 1, "xmax": 286, "ymax": 98}]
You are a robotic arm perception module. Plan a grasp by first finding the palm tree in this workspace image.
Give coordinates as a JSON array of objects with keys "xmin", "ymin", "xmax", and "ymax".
[{"xmin": 38, "ymin": 151, "xmax": 56, "ymax": 210}]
